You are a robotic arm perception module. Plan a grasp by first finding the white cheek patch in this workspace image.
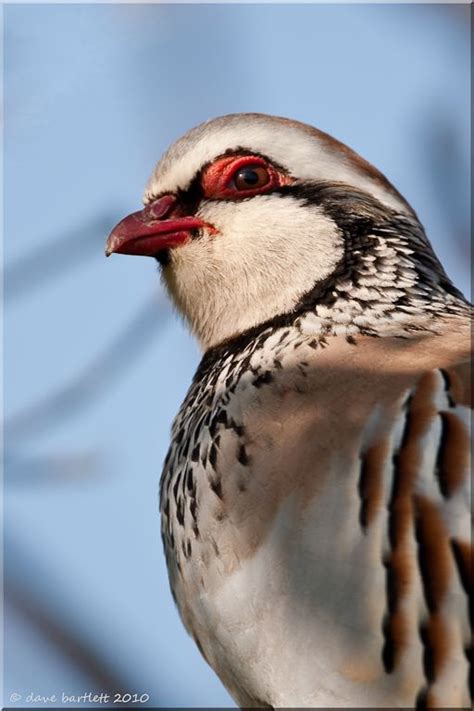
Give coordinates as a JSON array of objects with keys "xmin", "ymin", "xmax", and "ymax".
[
  {"xmin": 163, "ymin": 195, "xmax": 343, "ymax": 349},
  {"xmin": 197, "ymin": 195, "xmax": 343, "ymax": 286},
  {"xmin": 145, "ymin": 116, "xmax": 409, "ymax": 214}
]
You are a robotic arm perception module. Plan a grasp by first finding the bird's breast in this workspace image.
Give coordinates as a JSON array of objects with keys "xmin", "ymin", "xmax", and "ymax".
[{"xmin": 160, "ymin": 327, "xmax": 471, "ymax": 708}]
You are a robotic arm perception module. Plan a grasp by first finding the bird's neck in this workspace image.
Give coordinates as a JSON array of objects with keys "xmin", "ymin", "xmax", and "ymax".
[
  {"xmin": 163, "ymin": 206, "xmax": 469, "ymax": 351},
  {"xmin": 302, "ymin": 218, "xmax": 470, "ymax": 340},
  {"xmin": 209, "ymin": 251, "xmax": 468, "ymax": 352}
]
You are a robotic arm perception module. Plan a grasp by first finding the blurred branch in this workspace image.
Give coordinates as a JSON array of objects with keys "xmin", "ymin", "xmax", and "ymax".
[
  {"xmin": 5, "ymin": 584, "xmax": 130, "ymax": 697},
  {"xmin": 4, "ymin": 449, "xmax": 100, "ymax": 486},
  {"xmin": 5, "ymin": 214, "xmax": 116, "ymax": 304},
  {"xmin": 6, "ymin": 296, "xmax": 168, "ymax": 440},
  {"xmin": 4, "ymin": 540, "xmax": 135, "ymax": 699}
]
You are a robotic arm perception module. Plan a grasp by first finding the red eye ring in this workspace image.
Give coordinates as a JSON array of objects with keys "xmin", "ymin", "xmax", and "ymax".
[{"xmin": 201, "ymin": 154, "xmax": 292, "ymax": 199}]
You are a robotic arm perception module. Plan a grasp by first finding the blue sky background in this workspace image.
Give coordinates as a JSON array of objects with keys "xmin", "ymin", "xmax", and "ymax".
[{"xmin": 4, "ymin": 4, "xmax": 470, "ymax": 707}]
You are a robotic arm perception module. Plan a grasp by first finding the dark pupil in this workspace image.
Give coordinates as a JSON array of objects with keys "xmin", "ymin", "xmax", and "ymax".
[{"xmin": 238, "ymin": 168, "xmax": 260, "ymax": 186}]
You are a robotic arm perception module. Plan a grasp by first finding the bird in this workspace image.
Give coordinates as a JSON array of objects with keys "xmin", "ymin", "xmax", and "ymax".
[{"xmin": 106, "ymin": 113, "xmax": 472, "ymax": 708}]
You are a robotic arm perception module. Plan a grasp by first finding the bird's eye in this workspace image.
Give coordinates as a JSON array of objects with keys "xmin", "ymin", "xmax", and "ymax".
[
  {"xmin": 233, "ymin": 166, "xmax": 270, "ymax": 191},
  {"xmin": 201, "ymin": 155, "xmax": 291, "ymax": 199}
]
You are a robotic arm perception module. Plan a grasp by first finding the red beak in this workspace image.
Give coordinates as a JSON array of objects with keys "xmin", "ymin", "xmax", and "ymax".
[{"xmin": 105, "ymin": 194, "xmax": 207, "ymax": 257}]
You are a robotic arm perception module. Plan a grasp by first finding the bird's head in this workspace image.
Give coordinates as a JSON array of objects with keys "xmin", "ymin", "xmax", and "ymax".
[{"xmin": 106, "ymin": 113, "xmax": 464, "ymax": 350}]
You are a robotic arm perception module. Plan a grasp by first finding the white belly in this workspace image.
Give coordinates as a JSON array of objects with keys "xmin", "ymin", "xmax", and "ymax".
[{"xmin": 181, "ymin": 482, "xmax": 425, "ymax": 708}]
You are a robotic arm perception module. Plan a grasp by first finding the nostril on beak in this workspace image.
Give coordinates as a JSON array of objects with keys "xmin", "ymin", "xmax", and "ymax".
[{"xmin": 145, "ymin": 194, "xmax": 178, "ymax": 221}]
